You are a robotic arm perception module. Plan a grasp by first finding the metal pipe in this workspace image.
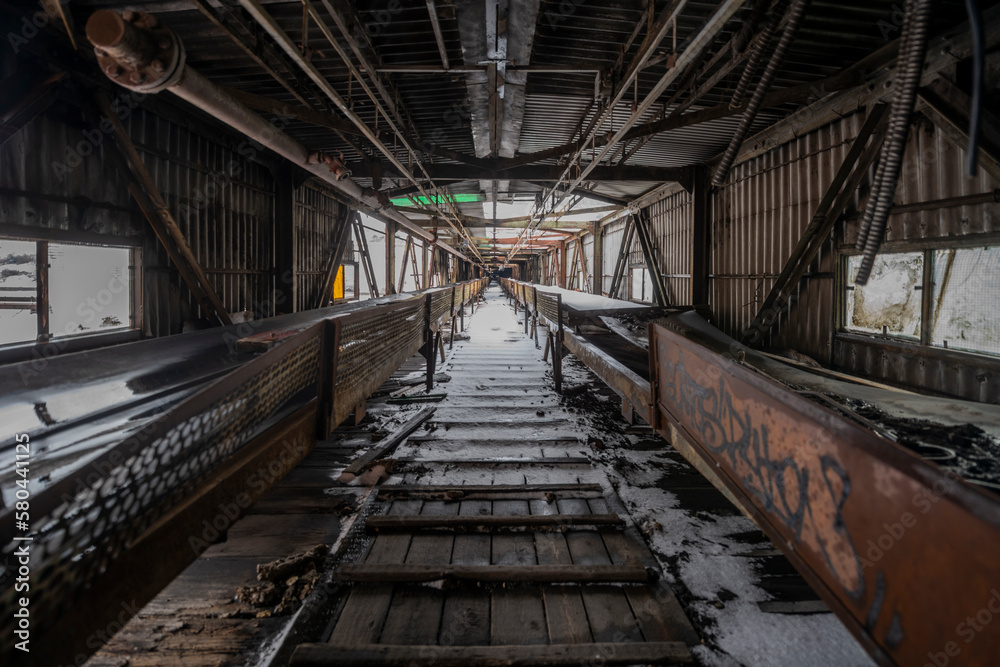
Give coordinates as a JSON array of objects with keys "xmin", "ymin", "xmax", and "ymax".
[
  {"xmin": 729, "ymin": 0, "xmax": 790, "ymax": 110},
  {"xmin": 855, "ymin": 0, "xmax": 933, "ymax": 285},
  {"xmin": 238, "ymin": 0, "xmax": 481, "ymax": 261},
  {"xmin": 83, "ymin": 9, "xmax": 469, "ymax": 257},
  {"xmin": 711, "ymin": 0, "xmax": 811, "ymax": 187}
]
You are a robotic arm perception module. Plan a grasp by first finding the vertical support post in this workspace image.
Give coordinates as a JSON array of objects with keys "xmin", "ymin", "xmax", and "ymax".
[
  {"xmin": 633, "ymin": 210, "xmax": 668, "ymax": 307},
  {"xmin": 36, "ymin": 241, "xmax": 49, "ymax": 343},
  {"xmin": 553, "ymin": 294, "xmax": 563, "ymax": 393},
  {"xmin": 449, "ymin": 286, "xmax": 457, "ymax": 349},
  {"xmin": 273, "ymin": 166, "xmax": 296, "ymax": 314},
  {"xmin": 558, "ymin": 240, "xmax": 567, "ymax": 288},
  {"xmin": 691, "ymin": 165, "xmax": 710, "ymax": 306},
  {"xmin": 532, "ymin": 289, "xmax": 539, "ymax": 348},
  {"xmin": 318, "ymin": 318, "xmax": 341, "ymax": 438},
  {"xmin": 424, "ymin": 293, "xmax": 435, "ymax": 392},
  {"xmin": 591, "ymin": 222, "xmax": 603, "ymax": 295},
  {"xmin": 385, "ymin": 218, "xmax": 397, "ymax": 294},
  {"xmin": 422, "ymin": 239, "xmax": 430, "ymax": 289}
]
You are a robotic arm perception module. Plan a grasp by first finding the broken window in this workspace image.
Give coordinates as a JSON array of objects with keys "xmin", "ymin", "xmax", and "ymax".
[
  {"xmin": 0, "ymin": 238, "xmax": 137, "ymax": 347},
  {"xmin": 844, "ymin": 252, "xmax": 923, "ymax": 339},
  {"xmin": 842, "ymin": 246, "xmax": 1000, "ymax": 358}
]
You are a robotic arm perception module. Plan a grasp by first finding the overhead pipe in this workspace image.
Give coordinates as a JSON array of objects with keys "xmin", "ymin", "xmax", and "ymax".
[
  {"xmin": 711, "ymin": 0, "xmax": 811, "ymax": 187},
  {"xmin": 854, "ymin": 0, "xmax": 933, "ymax": 285},
  {"xmin": 729, "ymin": 0, "xmax": 790, "ymax": 110},
  {"xmin": 236, "ymin": 0, "xmax": 482, "ymax": 262},
  {"xmin": 83, "ymin": 9, "xmax": 469, "ymax": 260}
]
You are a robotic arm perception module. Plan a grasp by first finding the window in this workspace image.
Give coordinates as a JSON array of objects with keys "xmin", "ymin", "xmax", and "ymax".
[
  {"xmin": 0, "ymin": 239, "xmax": 137, "ymax": 347},
  {"xmin": 629, "ymin": 266, "xmax": 654, "ymax": 303},
  {"xmin": 930, "ymin": 247, "xmax": 1000, "ymax": 356},
  {"xmin": 844, "ymin": 252, "xmax": 923, "ymax": 339},
  {"xmin": 842, "ymin": 246, "xmax": 1000, "ymax": 357}
]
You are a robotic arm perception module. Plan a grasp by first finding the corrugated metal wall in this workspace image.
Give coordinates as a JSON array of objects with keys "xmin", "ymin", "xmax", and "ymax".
[
  {"xmin": 2, "ymin": 102, "xmax": 359, "ymax": 341},
  {"xmin": 130, "ymin": 108, "xmax": 277, "ymax": 334},
  {"xmin": 0, "ymin": 114, "xmax": 136, "ymax": 238},
  {"xmin": 294, "ymin": 182, "xmax": 347, "ymax": 312},
  {"xmin": 643, "ymin": 188, "xmax": 692, "ymax": 305},
  {"xmin": 601, "ymin": 218, "xmax": 627, "ymax": 296},
  {"xmin": 710, "ymin": 112, "xmax": 864, "ymax": 363}
]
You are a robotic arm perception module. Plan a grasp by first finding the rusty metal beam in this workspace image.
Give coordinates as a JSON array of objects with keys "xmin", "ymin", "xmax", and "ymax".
[
  {"xmin": 649, "ymin": 316, "xmax": 1000, "ymax": 665},
  {"xmin": 91, "ymin": 92, "xmax": 233, "ymax": 326},
  {"xmin": 632, "ymin": 210, "xmax": 668, "ymax": 307},
  {"xmin": 742, "ymin": 103, "xmax": 888, "ymax": 345}
]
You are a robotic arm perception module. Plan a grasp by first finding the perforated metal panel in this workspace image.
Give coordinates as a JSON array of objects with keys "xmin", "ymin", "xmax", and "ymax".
[{"xmin": 0, "ymin": 324, "xmax": 323, "ymax": 655}]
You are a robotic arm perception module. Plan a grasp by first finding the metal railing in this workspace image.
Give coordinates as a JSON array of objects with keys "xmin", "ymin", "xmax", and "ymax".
[{"xmin": 500, "ymin": 278, "xmax": 563, "ymax": 392}]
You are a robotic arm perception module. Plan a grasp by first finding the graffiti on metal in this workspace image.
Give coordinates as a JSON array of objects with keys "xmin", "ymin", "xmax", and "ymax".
[{"xmin": 659, "ymin": 343, "xmax": 864, "ymax": 598}]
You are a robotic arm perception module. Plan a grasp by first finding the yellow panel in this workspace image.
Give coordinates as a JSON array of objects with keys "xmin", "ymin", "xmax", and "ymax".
[{"xmin": 333, "ymin": 265, "xmax": 344, "ymax": 300}]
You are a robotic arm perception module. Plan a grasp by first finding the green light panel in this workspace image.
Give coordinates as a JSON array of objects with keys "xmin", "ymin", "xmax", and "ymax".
[{"xmin": 389, "ymin": 194, "xmax": 482, "ymax": 206}]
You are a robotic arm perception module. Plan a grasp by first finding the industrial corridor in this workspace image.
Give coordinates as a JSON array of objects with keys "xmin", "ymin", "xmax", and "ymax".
[{"xmin": 84, "ymin": 286, "xmax": 872, "ymax": 666}]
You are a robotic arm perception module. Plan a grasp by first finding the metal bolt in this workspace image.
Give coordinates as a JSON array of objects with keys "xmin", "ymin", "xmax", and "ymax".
[
  {"xmin": 105, "ymin": 64, "xmax": 123, "ymax": 78},
  {"xmin": 150, "ymin": 59, "xmax": 164, "ymax": 73},
  {"xmin": 129, "ymin": 71, "xmax": 146, "ymax": 84},
  {"xmin": 122, "ymin": 9, "xmax": 137, "ymax": 22},
  {"xmin": 143, "ymin": 15, "xmax": 159, "ymax": 28}
]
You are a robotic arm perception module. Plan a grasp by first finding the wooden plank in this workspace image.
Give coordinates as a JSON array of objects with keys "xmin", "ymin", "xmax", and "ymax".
[
  {"xmin": 588, "ymin": 498, "xmax": 652, "ymax": 568},
  {"xmin": 451, "ymin": 500, "xmax": 492, "ymax": 566},
  {"xmin": 378, "ymin": 483, "xmax": 603, "ymax": 500},
  {"xmin": 367, "ymin": 514, "xmax": 623, "ymax": 531},
  {"xmin": 491, "ymin": 587, "xmax": 548, "ymax": 646},
  {"xmin": 624, "ymin": 586, "xmax": 700, "ymax": 645},
  {"xmin": 440, "ymin": 589, "xmax": 491, "ymax": 646},
  {"xmin": 529, "ymin": 499, "xmax": 592, "ymax": 645},
  {"xmin": 580, "ymin": 585, "xmax": 644, "ymax": 643},
  {"xmin": 328, "ymin": 585, "xmax": 394, "ymax": 644},
  {"xmin": 405, "ymin": 500, "xmax": 459, "ymax": 564},
  {"xmin": 336, "ymin": 564, "xmax": 650, "ymax": 584},
  {"xmin": 558, "ymin": 499, "xmax": 611, "ymax": 566},
  {"xmin": 491, "ymin": 500, "xmax": 536, "ymax": 566},
  {"xmin": 341, "ymin": 407, "xmax": 436, "ymax": 479},
  {"xmin": 291, "ymin": 642, "xmax": 693, "ymax": 666},
  {"xmin": 364, "ymin": 499, "xmax": 422, "ymax": 564},
  {"xmin": 379, "ymin": 586, "xmax": 444, "ymax": 646}
]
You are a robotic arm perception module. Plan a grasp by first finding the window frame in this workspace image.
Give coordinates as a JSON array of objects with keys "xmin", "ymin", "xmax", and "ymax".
[
  {"xmin": 0, "ymin": 233, "xmax": 142, "ymax": 356},
  {"xmin": 838, "ymin": 244, "xmax": 999, "ymax": 359}
]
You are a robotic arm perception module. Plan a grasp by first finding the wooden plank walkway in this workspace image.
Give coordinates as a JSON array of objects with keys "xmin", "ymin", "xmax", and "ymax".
[{"xmin": 292, "ymin": 287, "xmax": 699, "ymax": 666}]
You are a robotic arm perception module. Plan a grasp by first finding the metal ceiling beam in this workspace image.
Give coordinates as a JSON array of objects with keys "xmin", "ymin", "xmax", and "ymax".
[
  {"xmin": 237, "ymin": 0, "xmax": 483, "ymax": 261},
  {"xmin": 350, "ymin": 163, "xmax": 686, "ymax": 182},
  {"xmin": 426, "ymin": 1, "xmax": 451, "ymax": 70}
]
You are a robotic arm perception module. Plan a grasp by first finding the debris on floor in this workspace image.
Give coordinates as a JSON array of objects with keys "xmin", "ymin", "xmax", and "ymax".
[{"xmin": 235, "ymin": 545, "xmax": 330, "ymax": 616}]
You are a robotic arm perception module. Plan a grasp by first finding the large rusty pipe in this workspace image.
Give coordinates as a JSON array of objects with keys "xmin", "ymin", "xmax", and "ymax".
[{"xmin": 84, "ymin": 9, "xmax": 440, "ymax": 246}]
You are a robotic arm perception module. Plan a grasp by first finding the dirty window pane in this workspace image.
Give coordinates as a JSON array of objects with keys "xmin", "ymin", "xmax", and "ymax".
[
  {"xmin": 0, "ymin": 239, "xmax": 38, "ymax": 346},
  {"xmin": 931, "ymin": 247, "xmax": 1000, "ymax": 356},
  {"xmin": 49, "ymin": 243, "xmax": 132, "ymax": 338},
  {"xmin": 630, "ymin": 267, "xmax": 652, "ymax": 303},
  {"xmin": 845, "ymin": 252, "xmax": 923, "ymax": 339}
]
